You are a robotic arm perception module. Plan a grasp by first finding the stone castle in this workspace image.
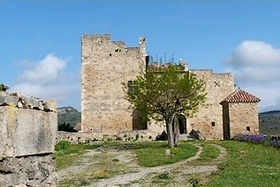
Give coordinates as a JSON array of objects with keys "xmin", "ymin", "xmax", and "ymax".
[{"xmin": 81, "ymin": 34, "xmax": 260, "ymax": 140}]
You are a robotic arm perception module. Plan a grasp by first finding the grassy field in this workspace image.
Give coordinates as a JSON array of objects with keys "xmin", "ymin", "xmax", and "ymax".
[
  {"xmin": 206, "ymin": 141, "xmax": 280, "ymax": 187},
  {"xmin": 55, "ymin": 140, "xmax": 280, "ymax": 186},
  {"xmin": 55, "ymin": 141, "xmax": 198, "ymax": 169},
  {"xmin": 135, "ymin": 141, "xmax": 198, "ymax": 167}
]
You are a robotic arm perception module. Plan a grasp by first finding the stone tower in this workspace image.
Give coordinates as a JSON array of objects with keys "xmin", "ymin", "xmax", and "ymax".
[
  {"xmin": 81, "ymin": 34, "xmax": 147, "ymax": 135},
  {"xmin": 220, "ymin": 88, "xmax": 260, "ymax": 139}
]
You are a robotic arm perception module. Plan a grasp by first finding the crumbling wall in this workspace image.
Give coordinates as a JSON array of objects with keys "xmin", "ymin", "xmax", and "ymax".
[{"xmin": 0, "ymin": 92, "xmax": 57, "ymax": 187}]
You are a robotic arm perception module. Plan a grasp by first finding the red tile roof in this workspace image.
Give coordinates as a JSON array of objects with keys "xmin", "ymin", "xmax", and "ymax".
[{"xmin": 220, "ymin": 88, "xmax": 260, "ymax": 104}]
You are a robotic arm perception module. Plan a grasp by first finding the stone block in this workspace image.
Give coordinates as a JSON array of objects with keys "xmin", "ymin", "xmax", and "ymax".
[
  {"xmin": 0, "ymin": 106, "xmax": 57, "ymax": 158},
  {"xmin": 21, "ymin": 95, "xmax": 44, "ymax": 110},
  {"xmin": 0, "ymin": 95, "xmax": 18, "ymax": 106},
  {"xmin": 43, "ymin": 100, "xmax": 57, "ymax": 112}
]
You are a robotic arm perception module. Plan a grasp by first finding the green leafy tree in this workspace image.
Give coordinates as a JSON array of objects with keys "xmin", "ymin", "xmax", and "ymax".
[{"xmin": 124, "ymin": 65, "xmax": 206, "ymax": 148}]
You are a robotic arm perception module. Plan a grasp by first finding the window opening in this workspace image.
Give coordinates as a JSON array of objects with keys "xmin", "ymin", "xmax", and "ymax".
[{"xmin": 128, "ymin": 81, "xmax": 138, "ymax": 95}]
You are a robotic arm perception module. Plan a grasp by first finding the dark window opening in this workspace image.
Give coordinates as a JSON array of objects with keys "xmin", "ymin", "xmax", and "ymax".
[
  {"xmin": 115, "ymin": 49, "xmax": 121, "ymax": 52},
  {"xmin": 211, "ymin": 122, "xmax": 215, "ymax": 126},
  {"xmin": 109, "ymin": 53, "xmax": 112, "ymax": 56},
  {"xmin": 128, "ymin": 81, "xmax": 138, "ymax": 95},
  {"xmin": 246, "ymin": 126, "xmax": 251, "ymax": 131},
  {"xmin": 145, "ymin": 55, "xmax": 149, "ymax": 67}
]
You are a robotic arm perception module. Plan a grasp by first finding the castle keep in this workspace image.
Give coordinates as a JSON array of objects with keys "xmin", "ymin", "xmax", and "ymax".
[
  {"xmin": 81, "ymin": 34, "xmax": 260, "ymax": 140},
  {"xmin": 81, "ymin": 34, "xmax": 147, "ymax": 135}
]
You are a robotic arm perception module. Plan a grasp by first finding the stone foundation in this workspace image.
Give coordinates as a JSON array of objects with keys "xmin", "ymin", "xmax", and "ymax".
[{"xmin": 0, "ymin": 154, "xmax": 57, "ymax": 187}]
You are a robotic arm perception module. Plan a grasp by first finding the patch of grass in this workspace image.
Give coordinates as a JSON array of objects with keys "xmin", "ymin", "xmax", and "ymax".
[
  {"xmin": 136, "ymin": 142, "xmax": 198, "ymax": 167},
  {"xmin": 55, "ymin": 142, "xmax": 100, "ymax": 169},
  {"xmin": 206, "ymin": 141, "xmax": 280, "ymax": 187},
  {"xmin": 78, "ymin": 179, "xmax": 90, "ymax": 186},
  {"xmin": 152, "ymin": 171, "xmax": 174, "ymax": 185},
  {"xmin": 55, "ymin": 140, "xmax": 71, "ymax": 151},
  {"xmin": 93, "ymin": 170, "xmax": 109, "ymax": 179},
  {"xmin": 197, "ymin": 143, "xmax": 220, "ymax": 162}
]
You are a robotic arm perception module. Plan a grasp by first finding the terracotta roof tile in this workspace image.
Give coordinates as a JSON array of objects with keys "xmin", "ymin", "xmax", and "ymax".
[{"xmin": 220, "ymin": 88, "xmax": 260, "ymax": 104}]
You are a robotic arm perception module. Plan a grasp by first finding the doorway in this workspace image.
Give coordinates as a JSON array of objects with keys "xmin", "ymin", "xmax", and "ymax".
[
  {"xmin": 178, "ymin": 114, "xmax": 187, "ymax": 134},
  {"xmin": 132, "ymin": 109, "xmax": 147, "ymax": 130}
]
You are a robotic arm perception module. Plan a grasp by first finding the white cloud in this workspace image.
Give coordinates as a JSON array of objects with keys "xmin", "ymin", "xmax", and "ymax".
[
  {"xmin": 225, "ymin": 40, "xmax": 280, "ymax": 112},
  {"xmin": 242, "ymin": 85, "xmax": 280, "ymax": 112},
  {"xmin": 226, "ymin": 40, "xmax": 280, "ymax": 67},
  {"xmin": 19, "ymin": 54, "xmax": 67, "ymax": 85},
  {"xmin": 11, "ymin": 54, "xmax": 80, "ymax": 110}
]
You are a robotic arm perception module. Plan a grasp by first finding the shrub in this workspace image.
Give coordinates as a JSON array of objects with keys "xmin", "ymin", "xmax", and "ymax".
[
  {"xmin": 189, "ymin": 177, "xmax": 200, "ymax": 187},
  {"xmin": 270, "ymin": 136, "xmax": 280, "ymax": 147},
  {"xmin": 156, "ymin": 171, "xmax": 170, "ymax": 179},
  {"xmin": 93, "ymin": 170, "xmax": 109, "ymax": 179},
  {"xmin": 78, "ymin": 179, "xmax": 90, "ymax": 186},
  {"xmin": 232, "ymin": 134, "xmax": 267, "ymax": 144},
  {"xmin": 232, "ymin": 134, "xmax": 280, "ymax": 148},
  {"xmin": 55, "ymin": 140, "xmax": 71, "ymax": 151}
]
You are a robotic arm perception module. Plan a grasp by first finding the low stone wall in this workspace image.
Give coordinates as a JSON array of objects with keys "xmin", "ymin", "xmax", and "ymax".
[
  {"xmin": 57, "ymin": 131, "xmax": 103, "ymax": 144},
  {"xmin": 57, "ymin": 129, "xmax": 161, "ymax": 144},
  {"xmin": 0, "ymin": 91, "xmax": 57, "ymax": 187}
]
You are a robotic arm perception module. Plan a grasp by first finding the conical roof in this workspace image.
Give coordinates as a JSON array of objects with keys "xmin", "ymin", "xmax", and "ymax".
[{"xmin": 220, "ymin": 88, "xmax": 260, "ymax": 104}]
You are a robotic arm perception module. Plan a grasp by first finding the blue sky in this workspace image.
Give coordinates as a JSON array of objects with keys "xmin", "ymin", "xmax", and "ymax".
[{"xmin": 1, "ymin": 1, "xmax": 280, "ymax": 112}]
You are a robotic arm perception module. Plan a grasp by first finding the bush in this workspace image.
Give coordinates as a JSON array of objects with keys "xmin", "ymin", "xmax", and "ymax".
[
  {"xmin": 269, "ymin": 136, "xmax": 280, "ymax": 147},
  {"xmin": 232, "ymin": 134, "xmax": 267, "ymax": 144},
  {"xmin": 55, "ymin": 140, "xmax": 71, "ymax": 151},
  {"xmin": 232, "ymin": 134, "xmax": 280, "ymax": 148},
  {"xmin": 157, "ymin": 171, "xmax": 170, "ymax": 179},
  {"xmin": 93, "ymin": 170, "xmax": 109, "ymax": 179},
  {"xmin": 189, "ymin": 177, "xmax": 200, "ymax": 187},
  {"xmin": 78, "ymin": 179, "xmax": 90, "ymax": 186}
]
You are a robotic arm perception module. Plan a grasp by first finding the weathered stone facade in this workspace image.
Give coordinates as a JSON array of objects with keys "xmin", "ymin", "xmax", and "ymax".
[
  {"xmin": 81, "ymin": 34, "xmax": 146, "ymax": 135},
  {"xmin": 187, "ymin": 70, "xmax": 234, "ymax": 140},
  {"xmin": 220, "ymin": 89, "xmax": 260, "ymax": 139},
  {"xmin": 81, "ymin": 34, "xmax": 260, "ymax": 140},
  {"xmin": 0, "ymin": 92, "xmax": 57, "ymax": 187}
]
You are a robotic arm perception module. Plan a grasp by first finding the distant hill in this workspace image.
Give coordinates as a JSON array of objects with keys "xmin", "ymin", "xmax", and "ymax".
[
  {"xmin": 259, "ymin": 110, "xmax": 280, "ymax": 135},
  {"xmin": 57, "ymin": 106, "xmax": 81, "ymax": 132}
]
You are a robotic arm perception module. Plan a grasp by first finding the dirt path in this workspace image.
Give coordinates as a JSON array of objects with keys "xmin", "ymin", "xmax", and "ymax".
[{"xmin": 58, "ymin": 143, "xmax": 227, "ymax": 187}]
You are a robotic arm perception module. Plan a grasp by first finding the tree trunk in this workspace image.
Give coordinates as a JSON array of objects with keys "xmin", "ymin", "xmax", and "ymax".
[
  {"xmin": 165, "ymin": 117, "xmax": 175, "ymax": 148},
  {"xmin": 173, "ymin": 115, "xmax": 180, "ymax": 146}
]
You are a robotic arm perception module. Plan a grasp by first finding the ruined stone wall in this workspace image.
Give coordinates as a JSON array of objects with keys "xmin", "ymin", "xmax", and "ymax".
[
  {"xmin": 227, "ymin": 102, "xmax": 259, "ymax": 138},
  {"xmin": 0, "ymin": 92, "xmax": 57, "ymax": 187},
  {"xmin": 81, "ymin": 34, "xmax": 146, "ymax": 135},
  {"xmin": 187, "ymin": 70, "xmax": 234, "ymax": 140}
]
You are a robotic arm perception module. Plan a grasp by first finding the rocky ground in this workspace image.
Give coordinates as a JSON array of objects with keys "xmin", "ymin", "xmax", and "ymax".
[{"xmin": 58, "ymin": 143, "xmax": 227, "ymax": 187}]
